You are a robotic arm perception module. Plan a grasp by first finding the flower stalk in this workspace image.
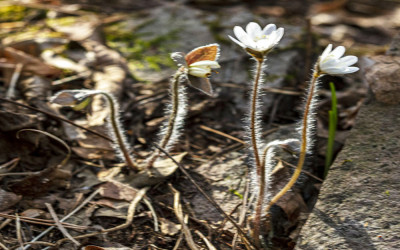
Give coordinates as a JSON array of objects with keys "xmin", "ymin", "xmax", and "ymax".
[
  {"xmin": 251, "ymin": 58, "xmax": 265, "ymax": 247},
  {"xmin": 265, "ymin": 44, "xmax": 359, "ymax": 213},
  {"xmin": 146, "ymin": 68, "xmax": 186, "ymax": 168},
  {"xmin": 51, "ymin": 90, "xmax": 138, "ymax": 171},
  {"xmin": 100, "ymin": 92, "xmax": 138, "ymax": 171},
  {"xmin": 265, "ymin": 67, "xmax": 320, "ymax": 213}
]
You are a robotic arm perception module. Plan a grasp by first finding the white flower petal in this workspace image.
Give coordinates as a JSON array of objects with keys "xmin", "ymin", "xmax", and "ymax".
[
  {"xmin": 246, "ymin": 22, "xmax": 262, "ymax": 40},
  {"xmin": 262, "ymin": 24, "xmax": 276, "ymax": 35},
  {"xmin": 338, "ymin": 56, "xmax": 358, "ymax": 67},
  {"xmin": 274, "ymin": 28, "xmax": 284, "ymax": 44},
  {"xmin": 190, "ymin": 60, "xmax": 220, "ymax": 68},
  {"xmin": 321, "ymin": 58, "xmax": 340, "ymax": 69},
  {"xmin": 321, "ymin": 67, "xmax": 347, "ymax": 75},
  {"xmin": 320, "ymin": 44, "xmax": 332, "ymax": 61},
  {"xmin": 229, "ymin": 22, "xmax": 284, "ymax": 57},
  {"xmin": 331, "ymin": 46, "xmax": 345, "ymax": 59},
  {"xmin": 189, "ymin": 67, "xmax": 210, "ymax": 77},
  {"xmin": 234, "ymin": 26, "xmax": 256, "ymax": 48},
  {"xmin": 228, "ymin": 35, "xmax": 245, "ymax": 48},
  {"xmin": 344, "ymin": 66, "xmax": 359, "ymax": 73},
  {"xmin": 318, "ymin": 44, "xmax": 358, "ymax": 75}
]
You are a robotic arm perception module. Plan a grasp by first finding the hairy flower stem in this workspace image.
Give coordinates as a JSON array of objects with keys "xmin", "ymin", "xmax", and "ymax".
[
  {"xmin": 100, "ymin": 92, "xmax": 138, "ymax": 171},
  {"xmin": 265, "ymin": 68, "xmax": 321, "ymax": 213},
  {"xmin": 146, "ymin": 69, "xmax": 184, "ymax": 169},
  {"xmin": 251, "ymin": 58, "xmax": 264, "ymax": 248}
]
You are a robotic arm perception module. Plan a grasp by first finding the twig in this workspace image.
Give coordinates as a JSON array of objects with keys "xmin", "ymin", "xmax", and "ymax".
[
  {"xmin": 17, "ymin": 129, "xmax": 71, "ymax": 167},
  {"xmin": 143, "ymin": 198, "xmax": 159, "ymax": 232},
  {"xmin": 215, "ymin": 203, "xmax": 241, "ymax": 235},
  {"xmin": 55, "ymin": 187, "xmax": 148, "ymax": 246},
  {"xmin": 6, "ymin": 63, "xmax": 23, "ymax": 99},
  {"xmin": 0, "ymin": 213, "xmax": 87, "ymax": 230},
  {"xmin": 0, "ymin": 158, "xmax": 20, "ymax": 181},
  {"xmin": 15, "ymin": 214, "xmax": 24, "ymax": 249},
  {"xmin": 154, "ymin": 144, "xmax": 258, "ymax": 250},
  {"xmin": 0, "ymin": 219, "xmax": 12, "ymax": 231},
  {"xmin": 0, "ymin": 97, "xmax": 112, "ymax": 142},
  {"xmin": 195, "ymin": 230, "xmax": 216, "ymax": 250},
  {"xmin": 52, "ymin": 71, "xmax": 91, "ymax": 86},
  {"xmin": 279, "ymin": 158, "xmax": 323, "ymax": 182},
  {"xmin": 232, "ymin": 178, "xmax": 252, "ymax": 250},
  {"xmin": 173, "ymin": 232, "xmax": 184, "ymax": 250},
  {"xmin": 199, "ymin": 125, "xmax": 246, "ymax": 145},
  {"xmin": 45, "ymin": 203, "xmax": 80, "ymax": 247},
  {"xmin": 23, "ymin": 241, "xmax": 56, "ymax": 247},
  {"xmin": 0, "ymin": 240, "xmax": 9, "ymax": 250},
  {"xmin": 169, "ymin": 184, "xmax": 199, "ymax": 250},
  {"xmin": 0, "ymin": 157, "xmax": 19, "ymax": 169},
  {"xmin": 23, "ymin": 189, "xmax": 101, "ymax": 250}
]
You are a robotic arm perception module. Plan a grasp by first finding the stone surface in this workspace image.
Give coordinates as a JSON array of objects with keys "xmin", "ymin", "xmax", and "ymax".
[
  {"xmin": 185, "ymin": 151, "xmax": 247, "ymax": 229},
  {"xmin": 296, "ymin": 99, "xmax": 400, "ymax": 249},
  {"xmin": 365, "ymin": 55, "xmax": 400, "ymax": 105},
  {"xmin": 104, "ymin": 4, "xmax": 303, "ymax": 85}
]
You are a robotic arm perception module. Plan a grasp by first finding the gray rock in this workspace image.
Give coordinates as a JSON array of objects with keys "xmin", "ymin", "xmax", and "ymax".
[
  {"xmin": 364, "ymin": 55, "xmax": 400, "ymax": 105},
  {"xmin": 296, "ymin": 100, "xmax": 400, "ymax": 249},
  {"xmin": 105, "ymin": 4, "xmax": 303, "ymax": 88}
]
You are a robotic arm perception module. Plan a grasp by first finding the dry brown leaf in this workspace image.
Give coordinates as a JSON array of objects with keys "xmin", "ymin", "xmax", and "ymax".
[
  {"xmin": 0, "ymin": 189, "xmax": 22, "ymax": 210},
  {"xmin": 160, "ymin": 217, "xmax": 181, "ymax": 236},
  {"xmin": 72, "ymin": 146, "xmax": 115, "ymax": 160},
  {"xmin": 99, "ymin": 180, "xmax": 139, "ymax": 202},
  {"xmin": 271, "ymin": 160, "xmax": 285, "ymax": 175},
  {"xmin": 130, "ymin": 152, "xmax": 187, "ymax": 187},
  {"xmin": 9, "ymin": 167, "xmax": 71, "ymax": 196},
  {"xmin": 0, "ymin": 110, "xmax": 38, "ymax": 132},
  {"xmin": 1, "ymin": 47, "xmax": 61, "ymax": 77}
]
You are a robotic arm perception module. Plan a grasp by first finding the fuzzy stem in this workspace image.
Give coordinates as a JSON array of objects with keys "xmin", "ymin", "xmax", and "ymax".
[
  {"xmin": 100, "ymin": 92, "xmax": 138, "ymax": 171},
  {"xmin": 146, "ymin": 69, "xmax": 184, "ymax": 168},
  {"xmin": 264, "ymin": 68, "xmax": 321, "ymax": 213},
  {"xmin": 251, "ymin": 58, "xmax": 265, "ymax": 248}
]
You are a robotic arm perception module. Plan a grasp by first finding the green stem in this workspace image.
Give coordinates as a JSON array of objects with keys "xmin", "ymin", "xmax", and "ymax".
[
  {"xmin": 100, "ymin": 92, "xmax": 138, "ymax": 171},
  {"xmin": 265, "ymin": 69, "xmax": 320, "ymax": 213},
  {"xmin": 324, "ymin": 82, "xmax": 337, "ymax": 177},
  {"xmin": 251, "ymin": 58, "xmax": 265, "ymax": 248},
  {"xmin": 146, "ymin": 69, "xmax": 183, "ymax": 168}
]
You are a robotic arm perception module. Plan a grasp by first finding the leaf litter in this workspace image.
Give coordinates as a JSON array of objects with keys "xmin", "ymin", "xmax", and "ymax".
[{"xmin": 0, "ymin": 0, "xmax": 397, "ymax": 249}]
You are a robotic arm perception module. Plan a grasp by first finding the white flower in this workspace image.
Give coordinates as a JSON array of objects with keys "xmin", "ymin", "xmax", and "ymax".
[
  {"xmin": 228, "ymin": 22, "xmax": 284, "ymax": 57},
  {"xmin": 188, "ymin": 60, "xmax": 220, "ymax": 78},
  {"xmin": 318, "ymin": 44, "xmax": 359, "ymax": 75}
]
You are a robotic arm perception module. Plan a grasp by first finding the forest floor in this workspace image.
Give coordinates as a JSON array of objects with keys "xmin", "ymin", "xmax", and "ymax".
[{"xmin": 0, "ymin": 0, "xmax": 398, "ymax": 249}]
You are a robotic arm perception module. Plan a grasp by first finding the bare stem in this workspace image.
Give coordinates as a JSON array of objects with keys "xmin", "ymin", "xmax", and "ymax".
[
  {"xmin": 264, "ymin": 69, "xmax": 320, "ymax": 213},
  {"xmin": 146, "ymin": 69, "xmax": 184, "ymax": 168},
  {"xmin": 251, "ymin": 58, "xmax": 264, "ymax": 248},
  {"xmin": 100, "ymin": 92, "xmax": 138, "ymax": 171}
]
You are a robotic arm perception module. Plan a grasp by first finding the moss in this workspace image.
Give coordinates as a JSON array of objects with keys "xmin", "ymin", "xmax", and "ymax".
[
  {"xmin": 46, "ymin": 16, "xmax": 81, "ymax": 27},
  {"xmin": 0, "ymin": 23, "xmax": 63, "ymax": 42},
  {"xmin": 105, "ymin": 20, "xmax": 178, "ymax": 71},
  {"xmin": 0, "ymin": 5, "xmax": 29, "ymax": 22}
]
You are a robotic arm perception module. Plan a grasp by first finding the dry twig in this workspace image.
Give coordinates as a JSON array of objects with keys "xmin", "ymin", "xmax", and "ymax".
[
  {"xmin": 169, "ymin": 184, "xmax": 198, "ymax": 250},
  {"xmin": 15, "ymin": 214, "xmax": 24, "ymax": 249},
  {"xmin": 45, "ymin": 203, "xmax": 80, "ymax": 247},
  {"xmin": 154, "ymin": 144, "xmax": 258, "ymax": 250},
  {"xmin": 55, "ymin": 187, "xmax": 149, "ymax": 246},
  {"xmin": 0, "ymin": 213, "xmax": 87, "ymax": 230},
  {"xmin": 23, "ymin": 189, "xmax": 101, "ymax": 250},
  {"xmin": 195, "ymin": 230, "xmax": 216, "ymax": 250}
]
